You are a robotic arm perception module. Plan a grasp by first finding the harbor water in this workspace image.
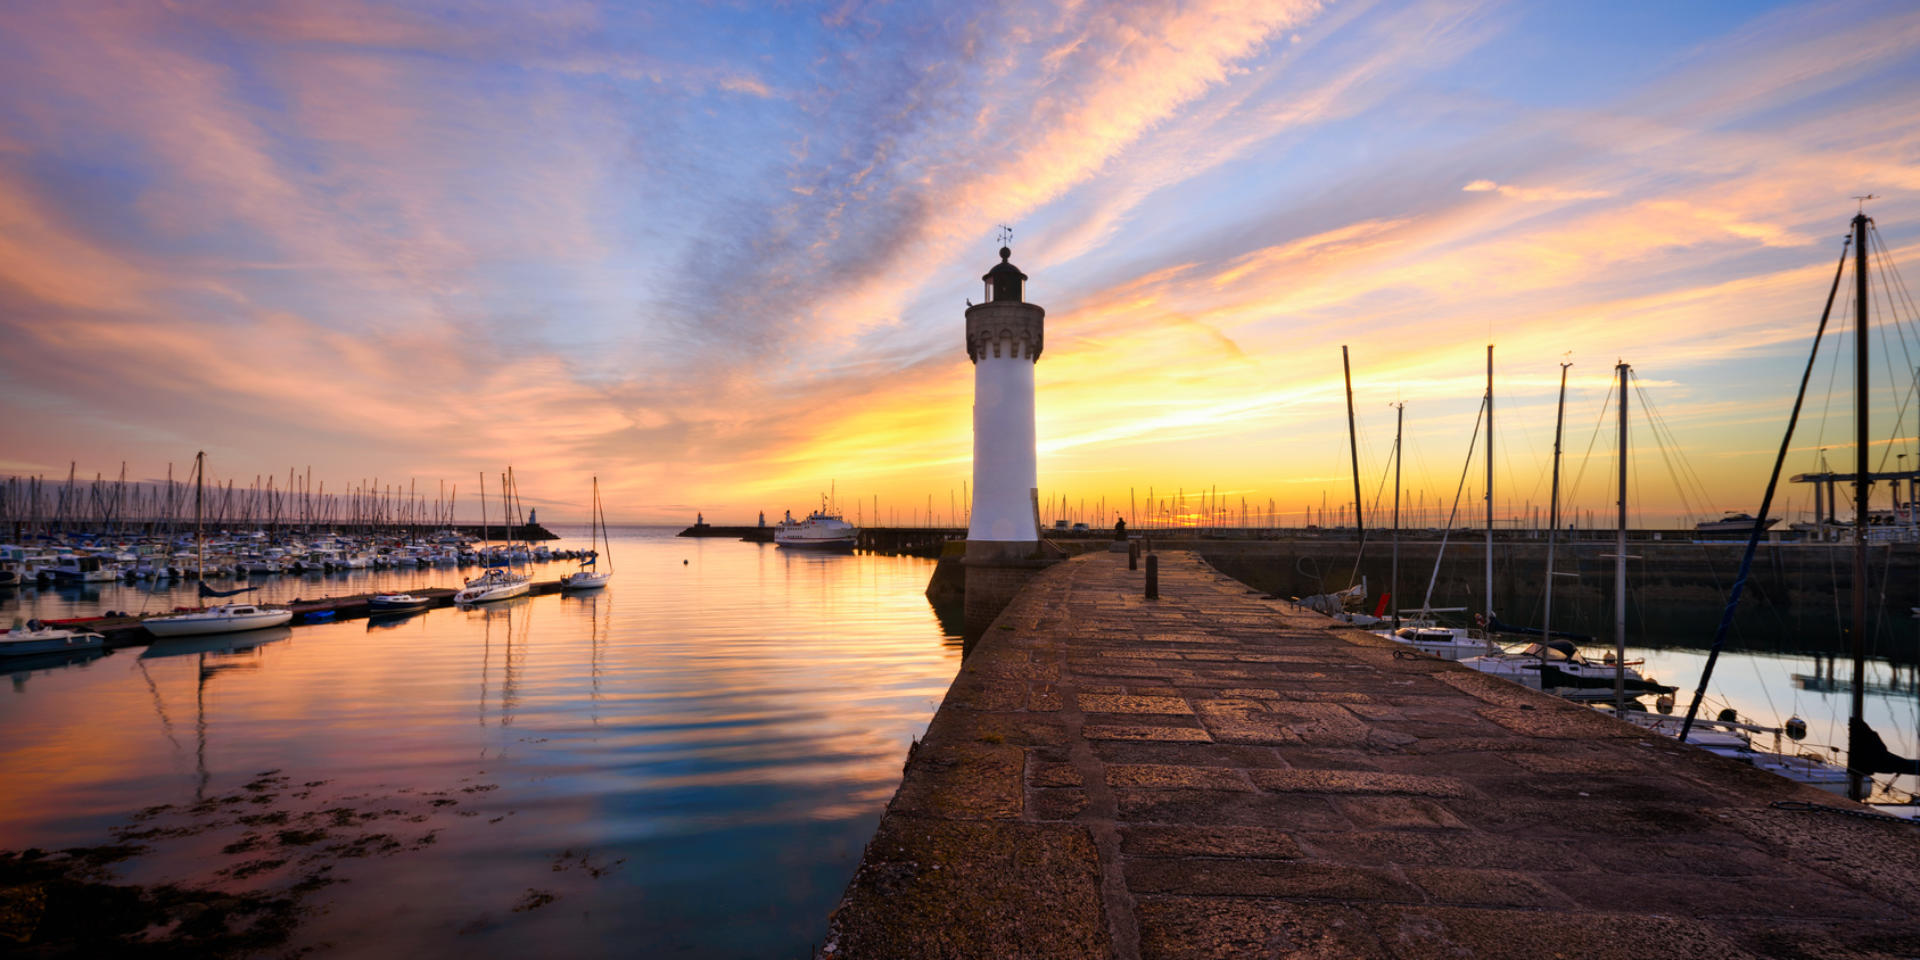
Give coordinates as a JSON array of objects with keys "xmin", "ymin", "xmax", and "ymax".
[{"xmin": 0, "ymin": 527, "xmax": 961, "ymax": 958}]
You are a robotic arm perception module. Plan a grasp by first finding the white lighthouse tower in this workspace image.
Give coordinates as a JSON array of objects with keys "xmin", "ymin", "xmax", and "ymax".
[{"xmin": 965, "ymin": 244, "xmax": 1044, "ymax": 560}]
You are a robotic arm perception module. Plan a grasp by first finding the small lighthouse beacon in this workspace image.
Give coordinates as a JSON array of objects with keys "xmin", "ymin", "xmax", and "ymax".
[{"xmin": 965, "ymin": 243, "xmax": 1044, "ymax": 556}]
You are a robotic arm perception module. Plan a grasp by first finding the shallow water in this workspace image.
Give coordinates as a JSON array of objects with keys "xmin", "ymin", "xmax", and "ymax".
[{"xmin": 0, "ymin": 527, "xmax": 960, "ymax": 958}]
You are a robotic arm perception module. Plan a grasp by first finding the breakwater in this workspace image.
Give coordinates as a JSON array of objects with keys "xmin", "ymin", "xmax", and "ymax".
[
  {"xmin": 819, "ymin": 550, "xmax": 1920, "ymax": 959},
  {"xmin": 1193, "ymin": 538, "xmax": 1920, "ymax": 661}
]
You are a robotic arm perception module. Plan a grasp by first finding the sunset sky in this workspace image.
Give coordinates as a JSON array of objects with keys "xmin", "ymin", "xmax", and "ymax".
[{"xmin": 4, "ymin": 0, "xmax": 1920, "ymax": 526}]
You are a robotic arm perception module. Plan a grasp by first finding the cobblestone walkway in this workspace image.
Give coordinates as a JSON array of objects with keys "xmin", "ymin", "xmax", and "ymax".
[{"xmin": 819, "ymin": 551, "xmax": 1920, "ymax": 959}]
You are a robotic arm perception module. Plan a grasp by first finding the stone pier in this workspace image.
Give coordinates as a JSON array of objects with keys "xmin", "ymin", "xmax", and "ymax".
[{"xmin": 819, "ymin": 551, "xmax": 1920, "ymax": 959}]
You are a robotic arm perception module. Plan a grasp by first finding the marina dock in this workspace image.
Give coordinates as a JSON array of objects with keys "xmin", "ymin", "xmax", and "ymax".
[
  {"xmin": 819, "ymin": 551, "xmax": 1920, "ymax": 959},
  {"xmin": 54, "ymin": 579, "xmax": 578, "ymax": 648}
]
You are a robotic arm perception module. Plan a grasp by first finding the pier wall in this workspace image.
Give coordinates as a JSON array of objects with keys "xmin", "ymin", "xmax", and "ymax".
[
  {"xmin": 1195, "ymin": 538, "xmax": 1920, "ymax": 659},
  {"xmin": 818, "ymin": 550, "xmax": 1920, "ymax": 959}
]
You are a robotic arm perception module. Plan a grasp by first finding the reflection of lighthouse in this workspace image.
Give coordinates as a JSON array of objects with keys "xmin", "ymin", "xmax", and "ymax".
[{"xmin": 966, "ymin": 244, "xmax": 1043, "ymax": 553}]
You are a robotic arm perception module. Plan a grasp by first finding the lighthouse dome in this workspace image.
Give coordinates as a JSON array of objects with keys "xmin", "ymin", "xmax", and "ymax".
[{"xmin": 982, "ymin": 247, "xmax": 1027, "ymax": 303}]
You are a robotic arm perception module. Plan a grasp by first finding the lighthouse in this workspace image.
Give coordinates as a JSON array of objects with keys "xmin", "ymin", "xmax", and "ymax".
[{"xmin": 965, "ymin": 244, "xmax": 1044, "ymax": 557}]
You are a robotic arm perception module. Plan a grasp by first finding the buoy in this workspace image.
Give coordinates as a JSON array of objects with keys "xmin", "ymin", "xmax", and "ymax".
[
  {"xmin": 683, "ymin": 559, "xmax": 689, "ymax": 565},
  {"xmin": 1785, "ymin": 716, "xmax": 1808, "ymax": 741},
  {"xmin": 1716, "ymin": 707, "xmax": 1738, "ymax": 723}
]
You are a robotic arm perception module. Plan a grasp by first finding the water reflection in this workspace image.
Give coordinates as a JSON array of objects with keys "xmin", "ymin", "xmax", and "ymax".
[{"xmin": 0, "ymin": 528, "xmax": 961, "ymax": 959}]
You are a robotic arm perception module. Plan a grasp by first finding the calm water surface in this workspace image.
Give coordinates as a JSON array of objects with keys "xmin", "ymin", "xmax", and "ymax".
[{"xmin": 0, "ymin": 527, "xmax": 961, "ymax": 958}]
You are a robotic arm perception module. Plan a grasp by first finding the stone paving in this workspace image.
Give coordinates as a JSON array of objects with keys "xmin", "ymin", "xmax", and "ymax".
[{"xmin": 819, "ymin": 551, "xmax": 1920, "ymax": 960}]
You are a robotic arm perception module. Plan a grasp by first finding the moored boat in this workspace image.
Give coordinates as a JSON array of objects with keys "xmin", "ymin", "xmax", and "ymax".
[
  {"xmin": 561, "ymin": 477, "xmax": 613, "ymax": 591},
  {"xmin": 454, "ymin": 568, "xmax": 530, "ymax": 604},
  {"xmin": 368, "ymin": 593, "xmax": 434, "ymax": 613},
  {"xmin": 143, "ymin": 603, "xmax": 294, "ymax": 637},
  {"xmin": 1, "ymin": 621, "xmax": 106, "ymax": 657}
]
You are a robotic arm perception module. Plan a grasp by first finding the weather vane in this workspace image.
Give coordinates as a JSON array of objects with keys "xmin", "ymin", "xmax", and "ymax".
[
  {"xmin": 1854, "ymin": 194, "xmax": 1878, "ymax": 213},
  {"xmin": 996, "ymin": 224, "xmax": 1013, "ymax": 248}
]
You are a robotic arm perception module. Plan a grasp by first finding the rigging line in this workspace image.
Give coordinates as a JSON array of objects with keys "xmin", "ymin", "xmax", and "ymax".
[
  {"xmin": 1868, "ymin": 237, "xmax": 1914, "ymax": 473},
  {"xmin": 1562, "ymin": 380, "xmax": 1617, "ymax": 524},
  {"xmin": 1811, "ymin": 266, "xmax": 1854, "ymax": 457},
  {"xmin": 1634, "ymin": 381, "xmax": 1717, "ymax": 520},
  {"xmin": 1634, "ymin": 372, "xmax": 1717, "ymax": 515},
  {"xmin": 1680, "ymin": 235, "xmax": 1851, "ymax": 743},
  {"xmin": 1418, "ymin": 394, "xmax": 1486, "ymax": 614},
  {"xmin": 1690, "ymin": 541, "xmax": 1784, "ymax": 726},
  {"xmin": 1870, "ymin": 234, "xmax": 1920, "ymax": 474}
]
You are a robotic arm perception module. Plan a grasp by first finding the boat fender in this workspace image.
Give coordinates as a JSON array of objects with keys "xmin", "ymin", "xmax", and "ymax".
[
  {"xmin": 1785, "ymin": 716, "xmax": 1808, "ymax": 741},
  {"xmin": 1716, "ymin": 708, "xmax": 1739, "ymax": 723},
  {"xmin": 1654, "ymin": 693, "xmax": 1675, "ymax": 714}
]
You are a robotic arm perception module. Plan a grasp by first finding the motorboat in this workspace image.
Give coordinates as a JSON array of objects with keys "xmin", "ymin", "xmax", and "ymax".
[
  {"xmin": 368, "ymin": 593, "xmax": 435, "ymax": 613},
  {"xmin": 1458, "ymin": 639, "xmax": 1675, "ymax": 701},
  {"xmin": 453, "ymin": 568, "xmax": 530, "ymax": 605},
  {"xmin": 774, "ymin": 503, "xmax": 856, "ymax": 550},
  {"xmin": 1, "ymin": 621, "xmax": 106, "ymax": 657},
  {"xmin": 143, "ymin": 603, "xmax": 294, "ymax": 637},
  {"xmin": 1694, "ymin": 512, "xmax": 1778, "ymax": 535},
  {"xmin": 42, "ymin": 554, "xmax": 121, "ymax": 583}
]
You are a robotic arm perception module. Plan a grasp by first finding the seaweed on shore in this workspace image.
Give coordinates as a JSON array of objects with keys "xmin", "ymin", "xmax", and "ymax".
[{"xmin": 0, "ymin": 844, "xmax": 307, "ymax": 958}]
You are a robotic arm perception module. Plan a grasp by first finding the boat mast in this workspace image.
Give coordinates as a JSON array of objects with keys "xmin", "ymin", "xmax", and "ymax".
[
  {"xmin": 1342, "ymin": 346, "xmax": 1365, "ymax": 586},
  {"xmin": 478, "ymin": 471, "xmax": 489, "ymax": 571},
  {"xmin": 1615, "ymin": 361, "xmax": 1630, "ymax": 712},
  {"xmin": 1390, "ymin": 402, "xmax": 1403, "ymax": 627},
  {"xmin": 1848, "ymin": 207, "xmax": 1872, "ymax": 802},
  {"xmin": 195, "ymin": 451, "xmax": 205, "ymax": 582},
  {"xmin": 1485, "ymin": 344, "xmax": 1494, "ymax": 628},
  {"xmin": 1544, "ymin": 362, "xmax": 1570, "ymax": 646}
]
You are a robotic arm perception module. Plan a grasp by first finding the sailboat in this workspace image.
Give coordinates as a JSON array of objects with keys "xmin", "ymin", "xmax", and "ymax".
[
  {"xmin": 1458, "ymin": 360, "xmax": 1670, "ymax": 701},
  {"xmin": 143, "ymin": 452, "xmax": 293, "ymax": 637},
  {"xmin": 1372, "ymin": 350, "xmax": 1493, "ymax": 659},
  {"xmin": 561, "ymin": 477, "xmax": 612, "ymax": 591},
  {"xmin": 1673, "ymin": 206, "xmax": 1915, "ymax": 807},
  {"xmin": 454, "ymin": 470, "xmax": 530, "ymax": 605}
]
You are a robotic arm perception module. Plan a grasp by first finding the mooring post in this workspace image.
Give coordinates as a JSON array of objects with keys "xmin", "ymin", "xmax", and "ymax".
[
  {"xmin": 1128, "ymin": 540, "xmax": 1139, "ymax": 570},
  {"xmin": 1145, "ymin": 554, "xmax": 1159, "ymax": 600}
]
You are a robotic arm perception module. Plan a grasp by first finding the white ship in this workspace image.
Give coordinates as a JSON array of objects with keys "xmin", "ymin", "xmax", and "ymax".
[{"xmin": 774, "ymin": 501, "xmax": 856, "ymax": 550}]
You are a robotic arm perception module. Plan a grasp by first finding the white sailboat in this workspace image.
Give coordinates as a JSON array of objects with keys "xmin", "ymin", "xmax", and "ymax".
[
  {"xmin": 145, "ymin": 603, "xmax": 293, "ymax": 637},
  {"xmin": 560, "ymin": 476, "xmax": 612, "ymax": 591},
  {"xmin": 143, "ymin": 452, "xmax": 292, "ymax": 638},
  {"xmin": 454, "ymin": 469, "xmax": 530, "ymax": 605}
]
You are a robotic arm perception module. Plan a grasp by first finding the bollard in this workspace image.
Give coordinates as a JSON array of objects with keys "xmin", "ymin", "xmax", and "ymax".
[
  {"xmin": 1128, "ymin": 541, "xmax": 1139, "ymax": 570},
  {"xmin": 1145, "ymin": 554, "xmax": 1159, "ymax": 600}
]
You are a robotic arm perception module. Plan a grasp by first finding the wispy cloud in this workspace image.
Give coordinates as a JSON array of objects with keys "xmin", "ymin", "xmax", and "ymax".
[{"xmin": 0, "ymin": 0, "xmax": 1917, "ymax": 526}]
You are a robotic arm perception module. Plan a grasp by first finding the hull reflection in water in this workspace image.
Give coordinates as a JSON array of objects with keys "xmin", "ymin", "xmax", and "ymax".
[{"xmin": 0, "ymin": 528, "xmax": 961, "ymax": 959}]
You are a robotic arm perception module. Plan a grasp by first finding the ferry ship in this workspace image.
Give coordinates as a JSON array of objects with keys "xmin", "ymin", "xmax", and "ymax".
[{"xmin": 774, "ymin": 502, "xmax": 856, "ymax": 551}]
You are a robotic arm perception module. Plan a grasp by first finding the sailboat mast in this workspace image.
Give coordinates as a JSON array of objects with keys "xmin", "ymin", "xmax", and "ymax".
[
  {"xmin": 195, "ymin": 451, "xmax": 205, "ymax": 581},
  {"xmin": 1615, "ymin": 361, "xmax": 1630, "ymax": 711},
  {"xmin": 1848, "ymin": 209, "xmax": 1872, "ymax": 802},
  {"xmin": 1544, "ymin": 363, "xmax": 1570, "ymax": 645},
  {"xmin": 1341, "ymin": 346, "xmax": 1365, "ymax": 580},
  {"xmin": 1390, "ymin": 402, "xmax": 1403, "ymax": 627},
  {"xmin": 1485, "ymin": 344, "xmax": 1494, "ymax": 627}
]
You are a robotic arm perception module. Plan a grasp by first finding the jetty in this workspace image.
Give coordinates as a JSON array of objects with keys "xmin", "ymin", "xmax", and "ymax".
[{"xmin": 819, "ymin": 550, "xmax": 1920, "ymax": 959}]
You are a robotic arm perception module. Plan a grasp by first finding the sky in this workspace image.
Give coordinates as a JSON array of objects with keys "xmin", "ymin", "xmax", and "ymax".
[{"xmin": 3, "ymin": 0, "xmax": 1920, "ymax": 527}]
